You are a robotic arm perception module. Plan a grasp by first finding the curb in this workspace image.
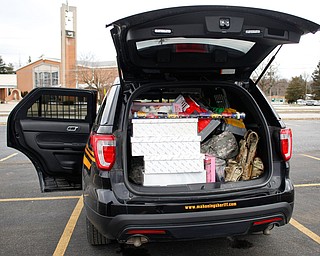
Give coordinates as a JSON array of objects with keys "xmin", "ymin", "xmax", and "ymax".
[{"xmin": 281, "ymin": 118, "xmax": 320, "ymax": 120}]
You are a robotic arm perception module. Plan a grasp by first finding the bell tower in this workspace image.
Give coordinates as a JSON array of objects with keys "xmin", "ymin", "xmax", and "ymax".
[{"xmin": 60, "ymin": 3, "xmax": 77, "ymax": 88}]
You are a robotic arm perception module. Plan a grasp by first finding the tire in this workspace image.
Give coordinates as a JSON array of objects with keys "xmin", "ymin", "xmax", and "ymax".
[{"xmin": 86, "ymin": 217, "xmax": 111, "ymax": 245}]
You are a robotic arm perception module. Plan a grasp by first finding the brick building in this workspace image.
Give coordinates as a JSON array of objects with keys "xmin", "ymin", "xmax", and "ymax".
[
  {"xmin": 0, "ymin": 74, "xmax": 17, "ymax": 102},
  {"xmin": 16, "ymin": 58, "xmax": 60, "ymax": 94},
  {"xmin": 16, "ymin": 58, "xmax": 118, "ymax": 96}
]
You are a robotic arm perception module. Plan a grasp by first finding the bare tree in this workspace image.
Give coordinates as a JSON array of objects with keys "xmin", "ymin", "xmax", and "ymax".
[
  {"xmin": 77, "ymin": 54, "xmax": 116, "ymax": 102},
  {"xmin": 252, "ymin": 58, "xmax": 280, "ymax": 96}
]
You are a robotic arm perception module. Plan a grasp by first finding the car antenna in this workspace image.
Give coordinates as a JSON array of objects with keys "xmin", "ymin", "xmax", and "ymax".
[{"xmin": 254, "ymin": 45, "xmax": 283, "ymax": 86}]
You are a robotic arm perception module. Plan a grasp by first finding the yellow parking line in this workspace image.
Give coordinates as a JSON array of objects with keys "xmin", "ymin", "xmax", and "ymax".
[
  {"xmin": 295, "ymin": 183, "xmax": 320, "ymax": 188},
  {"xmin": 0, "ymin": 153, "xmax": 18, "ymax": 162},
  {"xmin": 0, "ymin": 196, "xmax": 81, "ymax": 202},
  {"xmin": 290, "ymin": 218, "xmax": 320, "ymax": 245},
  {"xmin": 300, "ymin": 154, "xmax": 320, "ymax": 161},
  {"xmin": 53, "ymin": 196, "xmax": 84, "ymax": 256}
]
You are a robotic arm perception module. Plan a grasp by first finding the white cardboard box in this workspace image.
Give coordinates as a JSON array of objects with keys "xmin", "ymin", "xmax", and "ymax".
[
  {"xmin": 132, "ymin": 118, "xmax": 198, "ymax": 137},
  {"xmin": 131, "ymin": 136, "xmax": 201, "ymax": 156},
  {"xmin": 143, "ymin": 170, "xmax": 206, "ymax": 186},
  {"xmin": 131, "ymin": 118, "xmax": 205, "ymax": 186},
  {"xmin": 144, "ymin": 154, "xmax": 205, "ymax": 174}
]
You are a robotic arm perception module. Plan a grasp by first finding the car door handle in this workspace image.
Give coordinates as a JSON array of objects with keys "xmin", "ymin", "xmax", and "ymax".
[{"xmin": 67, "ymin": 126, "xmax": 79, "ymax": 132}]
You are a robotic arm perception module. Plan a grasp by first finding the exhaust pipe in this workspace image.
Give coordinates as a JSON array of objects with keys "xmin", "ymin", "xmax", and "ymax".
[
  {"xmin": 126, "ymin": 236, "xmax": 149, "ymax": 247},
  {"xmin": 263, "ymin": 224, "xmax": 275, "ymax": 235}
]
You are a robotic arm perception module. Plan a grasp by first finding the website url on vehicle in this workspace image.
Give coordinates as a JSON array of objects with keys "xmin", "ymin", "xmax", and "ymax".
[{"xmin": 185, "ymin": 202, "xmax": 237, "ymax": 210}]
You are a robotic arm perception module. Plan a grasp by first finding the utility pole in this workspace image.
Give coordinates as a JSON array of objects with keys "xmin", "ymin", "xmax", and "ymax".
[{"xmin": 302, "ymin": 72, "xmax": 309, "ymax": 100}]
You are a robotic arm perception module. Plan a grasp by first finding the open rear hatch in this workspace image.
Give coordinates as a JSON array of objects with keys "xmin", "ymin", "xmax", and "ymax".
[{"xmin": 108, "ymin": 5, "xmax": 319, "ymax": 82}]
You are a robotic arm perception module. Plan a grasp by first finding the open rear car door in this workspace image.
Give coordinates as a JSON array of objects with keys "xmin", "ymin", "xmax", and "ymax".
[{"xmin": 7, "ymin": 88, "xmax": 97, "ymax": 192}]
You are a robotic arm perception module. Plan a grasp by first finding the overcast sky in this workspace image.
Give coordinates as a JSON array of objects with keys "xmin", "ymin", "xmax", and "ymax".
[{"xmin": 1, "ymin": 0, "xmax": 319, "ymax": 79}]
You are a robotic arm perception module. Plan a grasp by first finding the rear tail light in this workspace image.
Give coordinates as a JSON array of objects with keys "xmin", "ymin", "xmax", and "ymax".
[
  {"xmin": 90, "ymin": 134, "xmax": 116, "ymax": 171},
  {"xmin": 253, "ymin": 217, "xmax": 283, "ymax": 226},
  {"xmin": 175, "ymin": 43, "xmax": 208, "ymax": 53},
  {"xmin": 280, "ymin": 128, "xmax": 292, "ymax": 161},
  {"xmin": 126, "ymin": 229, "xmax": 166, "ymax": 235}
]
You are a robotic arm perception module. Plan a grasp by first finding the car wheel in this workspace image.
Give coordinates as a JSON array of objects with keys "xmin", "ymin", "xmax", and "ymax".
[{"xmin": 86, "ymin": 217, "xmax": 111, "ymax": 245}]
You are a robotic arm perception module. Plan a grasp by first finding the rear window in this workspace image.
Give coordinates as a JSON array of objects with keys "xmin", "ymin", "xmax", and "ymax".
[{"xmin": 136, "ymin": 37, "xmax": 255, "ymax": 56}]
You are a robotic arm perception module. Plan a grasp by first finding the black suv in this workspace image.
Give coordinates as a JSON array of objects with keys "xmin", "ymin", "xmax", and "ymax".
[{"xmin": 8, "ymin": 6, "xmax": 319, "ymax": 246}]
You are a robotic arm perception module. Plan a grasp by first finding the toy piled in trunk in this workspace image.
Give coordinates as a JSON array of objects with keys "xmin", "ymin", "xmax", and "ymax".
[
  {"xmin": 129, "ymin": 94, "xmax": 264, "ymax": 186},
  {"xmin": 225, "ymin": 131, "xmax": 264, "ymax": 181}
]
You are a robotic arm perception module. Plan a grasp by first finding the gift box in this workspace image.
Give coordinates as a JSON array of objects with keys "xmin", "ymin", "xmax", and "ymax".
[
  {"xmin": 131, "ymin": 136, "xmax": 201, "ymax": 156},
  {"xmin": 143, "ymin": 170, "xmax": 206, "ymax": 186},
  {"xmin": 132, "ymin": 118, "xmax": 198, "ymax": 137},
  {"xmin": 205, "ymin": 155, "xmax": 216, "ymax": 182},
  {"xmin": 131, "ymin": 117, "xmax": 207, "ymax": 186},
  {"xmin": 144, "ymin": 154, "xmax": 205, "ymax": 174}
]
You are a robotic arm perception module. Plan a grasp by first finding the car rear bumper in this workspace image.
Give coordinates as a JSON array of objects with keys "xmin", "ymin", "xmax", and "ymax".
[{"xmin": 85, "ymin": 201, "xmax": 293, "ymax": 242}]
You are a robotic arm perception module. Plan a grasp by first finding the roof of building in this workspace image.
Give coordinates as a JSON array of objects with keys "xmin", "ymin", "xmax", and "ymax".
[
  {"xmin": 16, "ymin": 57, "xmax": 117, "ymax": 71},
  {"xmin": 0, "ymin": 74, "xmax": 17, "ymax": 88},
  {"xmin": 77, "ymin": 60, "xmax": 117, "ymax": 68},
  {"xmin": 16, "ymin": 57, "xmax": 61, "ymax": 71}
]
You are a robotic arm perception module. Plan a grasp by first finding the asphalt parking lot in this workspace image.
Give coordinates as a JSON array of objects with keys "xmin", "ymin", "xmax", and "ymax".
[{"xmin": 1, "ymin": 120, "xmax": 319, "ymax": 256}]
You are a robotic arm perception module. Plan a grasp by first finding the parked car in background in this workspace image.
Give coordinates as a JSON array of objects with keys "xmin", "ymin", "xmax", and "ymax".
[
  {"xmin": 306, "ymin": 100, "xmax": 320, "ymax": 106},
  {"xmin": 7, "ymin": 6, "xmax": 319, "ymax": 247},
  {"xmin": 296, "ymin": 99, "xmax": 306, "ymax": 105}
]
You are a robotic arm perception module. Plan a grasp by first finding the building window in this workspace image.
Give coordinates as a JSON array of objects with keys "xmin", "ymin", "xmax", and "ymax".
[
  {"xmin": 43, "ymin": 72, "xmax": 50, "ymax": 86},
  {"xmin": 34, "ymin": 64, "xmax": 59, "ymax": 87},
  {"xmin": 35, "ymin": 72, "xmax": 39, "ymax": 87},
  {"xmin": 52, "ymin": 72, "xmax": 58, "ymax": 85}
]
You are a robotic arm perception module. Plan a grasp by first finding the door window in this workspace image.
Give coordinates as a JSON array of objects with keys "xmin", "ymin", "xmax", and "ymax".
[{"xmin": 27, "ymin": 94, "xmax": 88, "ymax": 120}]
